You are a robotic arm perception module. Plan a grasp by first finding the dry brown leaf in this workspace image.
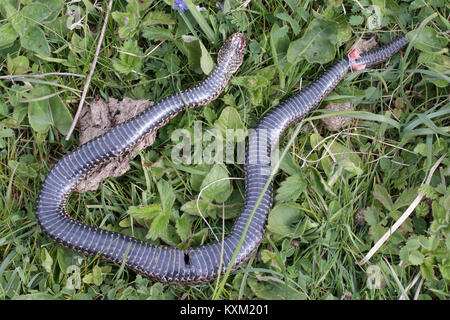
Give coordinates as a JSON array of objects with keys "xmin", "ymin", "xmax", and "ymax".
[{"xmin": 75, "ymin": 97, "xmax": 155, "ymax": 192}]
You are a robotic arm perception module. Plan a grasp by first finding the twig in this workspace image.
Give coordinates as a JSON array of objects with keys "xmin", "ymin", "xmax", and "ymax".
[
  {"xmin": 0, "ymin": 72, "xmax": 85, "ymax": 80},
  {"xmin": 65, "ymin": 0, "xmax": 114, "ymax": 141},
  {"xmin": 357, "ymin": 153, "xmax": 447, "ymax": 266}
]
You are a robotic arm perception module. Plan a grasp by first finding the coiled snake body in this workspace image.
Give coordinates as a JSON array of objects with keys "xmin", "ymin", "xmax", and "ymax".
[{"xmin": 36, "ymin": 33, "xmax": 408, "ymax": 284}]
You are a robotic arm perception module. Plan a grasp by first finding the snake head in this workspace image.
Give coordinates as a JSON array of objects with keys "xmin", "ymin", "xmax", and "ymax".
[{"xmin": 217, "ymin": 32, "xmax": 246, "ymax": 74}]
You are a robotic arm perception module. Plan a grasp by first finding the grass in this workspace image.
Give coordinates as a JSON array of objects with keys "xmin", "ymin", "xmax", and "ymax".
[{"xmin": 0, "ymin": 0, "xmax": 449, "ymax": 300}]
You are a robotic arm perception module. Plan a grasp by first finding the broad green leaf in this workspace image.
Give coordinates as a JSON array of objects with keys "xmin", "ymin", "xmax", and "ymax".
[
  {"xmin": 175, "ymin": 215, "xmax": 190, "ymax": 242},
  {"xmin": 408, "ymin": 250, "xmax": 424, "ymax": 265},
  {"xmin": 182, "ymin": 35, "xmax": 214, "ymax": 75},
  {"xmin": 0, "ymin": 23, "xmax": 18, "ymax": 49},
  {"xmin": 363, "ymin": 207, "xmax": 380, "ymax": 226},
  {"xmin": 142, "ymin": 11, "xmax": 175, "ymax": 26},
  {"xmin": 270, "ymin": 24, "xmax": 290, "ymax": 58},
  {"xmin": 159, "ymin": 224, "xmax": 180, "ymax": 246},
  {"xmin": 274, "ymin": 11, "xmax": 300, "ymax": 35},
  {"xmin": 275, "ymin": 174, "xmax": 307, "ymax": 202},
  {"xmin": 418, "ymin": 235, "xmax": 439, "ymax": 251},
  {"xmin": 420, "ymin": 259, "xmax": 435, "ymax": 281},
  {"xmin": 333, "ymin": 15, "xmax": 352, "ymax": 46},
  {"xmin": 181, "ymin": 190, "xmax": 243, "ymax": 220},
  {"xmin": 268, "ymin": 204, "xmax": 302, "ymax": 237},
  {"xmin": 21, "ymin": 3, "xmax": 53, "ymax": 24},
  {"xmin": 28, "ymin": 87, "xmax": 53, "ymax": 133},
  {"xmin": 26, "ymin": 86, "xmax": 72, "ymax": 134},
  {"xmin": 349, "ymin": 15, "xmax": 364, "ymax": 26},
  {"xmin": 147, "ymin": 212, "xmax": 170, "ymax": 240},
  {"xmin": 141, "ymin": 26, "xmax": 174, "ymax": 41},
  {"xmin": 407, "ymin": 27, "xmax": 448, "ymax": 54},
  {"xmin": 112, "ymin": 40, "xmax": 143, "ymax": 74},
  {"xmin": 49, "ymin": 94, "xmax": 73, "ymax": 135},
  {"xmin": 7, "ymin": 55, "xmax": 30, "ymax": 74},
  {"xmin": 438, "ymin": 261, "xmax": 450, "ymax": 281},
  {"xmin": 200, "ymin": 164, "xmax": 232, "ymax": 203},
  {"xmin": 157, "ymin": 179, "xmax": 175, "ymax": 213},
  {"xmin": 20, "ymin": 26, "xmax": 50, "ymax": 56},
  {"xmin": 127, "ymin": 204, "xmax": 163, "ymax": 220},
  {"xmin": 393, "ymin": 188, "xmax": 418, "ymax": 210},
  {"xmin": 56, "ymin": 247, "xmax": 78, "ymax": 275},
  {"xmin": 213, "ymin": 106, "xmax": 244, "ymax": 138},
  {"xmin": 279, "ymin": 153, "xmax": 301, "ymax": 176},
  {"xmin": 185, "ymin": 228, "xmax": 208, "ymax": 247},
  {"xmin": 287, "ymin": 18, "xmax": 339, "ymax": 64},
  {"xmin": 373, "ymin": 184, "xmax": 394, "ymax": 211}
]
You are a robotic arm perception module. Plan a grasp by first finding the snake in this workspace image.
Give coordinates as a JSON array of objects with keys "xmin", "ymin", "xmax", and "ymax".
[{"xmin": 36, "ymin": 32, "xmax": 408, "ymax": 284}]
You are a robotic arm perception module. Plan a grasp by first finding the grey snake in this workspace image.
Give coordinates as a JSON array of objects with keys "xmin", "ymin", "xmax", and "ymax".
[{"xmin": 36, "ymin": 32, "xmax": 408, "ymax": 284}]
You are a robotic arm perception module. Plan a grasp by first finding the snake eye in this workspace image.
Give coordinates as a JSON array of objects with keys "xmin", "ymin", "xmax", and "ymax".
[{"xmin": 184, "ymin": 253, "xmax": 190, "ymax": 265}]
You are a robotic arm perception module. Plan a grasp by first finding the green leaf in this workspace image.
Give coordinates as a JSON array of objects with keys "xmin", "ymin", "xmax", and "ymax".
[
  {"xmin": 127, "ymin": 204, "xmax": 163, "ymax": 220},
  {"xmin": 274, "ymin": 11, "xmax": 300, "ymax": 35},
  {"xmin": 363, "ymin": 207, "xmax": 380, "ymax": 226},
  {"xmin": 21, "ymin": 3, "xmax": 53, "ymax": 24},
  {"xmin": 408, "ymin": 250, "xmax": 424, "ymax": 265},
  {"xmin": 349, "ymin": 15, "xmax": 364, "ymax": 26},
  {"xmin": 141, "ymin": 26, "xmax": 174, "ymax": 41},
  {"xmin": 275, "ymin": 174, "xmax": 307, "ymax": 202},
  {"xmin": 316, "ymin": 135, "xmax": 363, "ymax": 178},
  {"xmin": 200, "ymin": 164, "xmax": 232, "ymax": 203},
  {"xmin": 26, "ymin": 86, "xmax": 72, "ymax": 134},
  {"xmin": 112, "ymin": 40, "xmax": 143, "ymax": 74},
  {"xmin": 182, "ymin": 35, "xmax": 214, "ymax": 75},
  {"xmin": 156, "ymin": 179, "xmax": 175, "ymax": 213},
  {"xmin": 147, "ymin": 212, "xmax": 170, "ymax": 240},
  {"xmin": 393, "ymin": 188, "xmax": 418, "ymax": 210},
  {"xmin": 20, "ymin": 26, "xmax": 50, "ymax": 56},
  {"xmin": 407, "ymin": 27, "xmax": 448, "ymax": 54},
  {"xmin": 7, "ymin": 55, "xmax": 30, "ymax": 75},
  {"xmin": 0, "ymin": 23, "xmax": 18, "ymax": 49},
  {"xmin": 279, "ymin": 153, "xmax": 301, "ymax": 176},
  {"xmin": 373, "ymin": 184, "xmax": 394, "ymax": 211},
  {"xmin": 213, "ymin": 106, "xmax": 244, "ymax": 137},
  {"xmin": 420, "ymin": 259, "xmax": 435, "ymax": 281},
  {"xmin": 287, "ymin": 18, "xmax": 339, "ymax": 64},
  {"xmin": 27, "ymin": 87, "xmax": 53, "ymax": 133},
  {"xmin": 40, "ymin": 248, "xmax": 53, "ymax": 273},
  {"xmin": 49, "ymin": 94, "xmax": 73, "ymax": 135},
  {"xmin": 142, "ymin": 11, "xmax": 176, "ymax": 26},
  {"xmin": 175, "ymin": 215, "xmax": 190, "ymax": 242},
  {"xmin": 268, "ymin": 204, "xmax": 302, "ymax": 238}
]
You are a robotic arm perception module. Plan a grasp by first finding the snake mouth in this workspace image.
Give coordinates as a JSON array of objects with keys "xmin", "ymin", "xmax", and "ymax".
[
  {"xmin": 236, "ymin": 32, "xmax": 246, "ymax": 52},
  {"xmin": 233, "ymin": 32, "xmax": 246, "ymax": 63}
]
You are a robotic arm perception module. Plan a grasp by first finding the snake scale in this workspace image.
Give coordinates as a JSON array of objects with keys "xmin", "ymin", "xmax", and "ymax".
[{"xmin": 36, "ymin": 32, "xmax": 408, "ymax": 284}]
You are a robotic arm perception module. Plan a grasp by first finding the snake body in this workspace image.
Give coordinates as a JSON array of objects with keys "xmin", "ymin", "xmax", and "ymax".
[{"xmin": 36, "ymin": 33, "xmax": 408, "ymax": 284}]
